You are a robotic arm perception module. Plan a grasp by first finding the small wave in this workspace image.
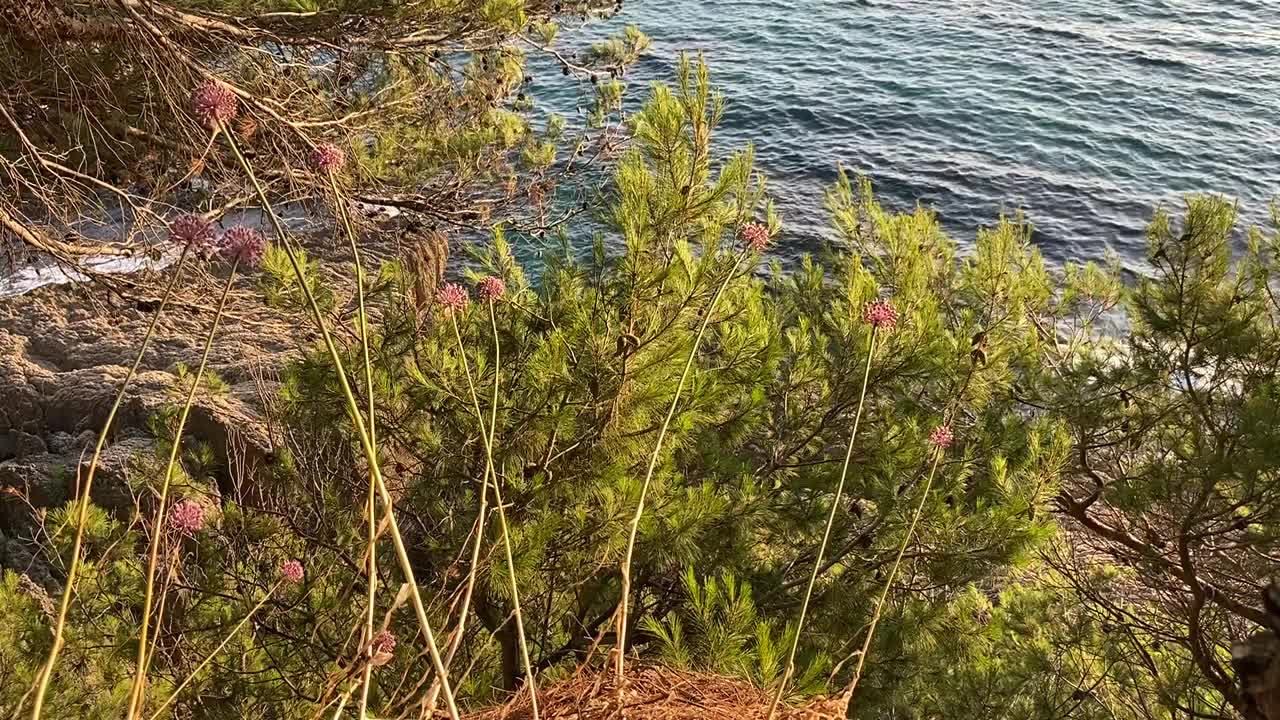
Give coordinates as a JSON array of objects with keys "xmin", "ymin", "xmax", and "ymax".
[
  {"xmin": 1122, "ymin": 49, "xmax": 1193, "ymax": 71},
  {"xmin": 1021, "ymin": 24, "xmax": 1090, "ymax": 43}
]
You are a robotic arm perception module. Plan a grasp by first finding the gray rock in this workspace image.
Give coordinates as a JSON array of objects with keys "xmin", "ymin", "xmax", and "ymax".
[
  {"xmin": 0, "ymin": 430, "xmax": 40, "ymax": 459},
  {"xmin": 1234, "ymin": 581, "xmax": 1280, "ymax": 720},
  {"xmin": 14, "ymin": 431, "xmax": 47, "ymax": 457},
  {"xmin": 47, "ymin": 431, "xmax": 76, "ymax": 455},
  {"xmin": 0, "ymin": 259, "xmax": 291, "ymax": 520},
  {"xmin": 0, "ymin": 456, "xmax": 69, "ymax": 507},
  {"xmin": 1, "ymin": 536, "xmax": 55, "ymax": 591},
  {"xmin": 0, "ymin": 435, "xmax": 154, "ymax": 539},
  {"xmin": 16, "ymin": 572, "xmax": 57, "ymax": 619},
  {"xmin": 82, "ymin": 436, "xmax": 155, "ymax": 517},
  {"xmin": 0, "ymin": 454, "xmax": 71, "ymax": 537}
]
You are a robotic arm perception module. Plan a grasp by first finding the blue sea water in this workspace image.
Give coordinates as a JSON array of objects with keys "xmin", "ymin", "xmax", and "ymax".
[
  {"xmin": 555, "ymin": 0, "xmax": 1280, "ymax": 269},
  {"xmin": 4, "ymin": 1, "xmax": 1275, "ymax": 296}
]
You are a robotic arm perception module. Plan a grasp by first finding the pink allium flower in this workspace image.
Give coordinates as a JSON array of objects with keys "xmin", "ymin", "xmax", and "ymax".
[
  {"xmin": 169, "ymin": 500, "xmax": 205, "ymax": 535},
  {"xmin": 737, "ymin": 222, "xmax": 770, "ymax": 252},
  {"xmin": 168, "ymin": 214, "xmax": 215, "ymax": 250},
  {"xmin": 373, "ymin": 629, "xmax": 396, "ymax": 654},
  {"xmin": 862, "ymin": 300, "xmax": 899, "ymax": 330},
  {"xmin": 281, "ymin": 560, "xmax": 304, "ymax": 584},
  {"xmin": 219, "ymin": 226, "xmax": 267, "ymax": 267},
  {"xmin": 928, "ymin": 425, "xmax": 954, "ymax": 450},
  {"xmin": 476, "ymin": 275, "xmax": 506, "ymax": 302},
  {"xmin": 190, "ymin": 80, "xmax": 238, "ymax": 129},
  {"xmin": 372, "ymin": 629, "xmax": 397, "ymax": 661},
  {"xmin": 309, "ymin": 143, "xmax": 346, "ymax": 173},
  {"xmin": 437, "ymin": 282, "xmax": 469, "ymax": 313}
]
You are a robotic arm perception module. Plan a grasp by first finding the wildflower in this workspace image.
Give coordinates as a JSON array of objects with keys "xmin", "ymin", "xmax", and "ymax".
[
  {"xmin": 219, "ymin": 226, "xmax": 267, "ymax": 267},
  {"xmin": 437, "ymin": 282, "xmax": 469, "ymax": 313},
  {"xmin": 373, "ymin": 629, "xmax": 396, "ymax": 654},
  {"xmin": 168, "ymin": 214, "xmax": 215, "ymax": 250},
  {"xmin": 281, "ymin": 560, "xmax": 304, "ymax": 584},
  {"xmin": 862, "ymin": 300, "xmax": 898, "ymax": 330},
  {"xmin": 169, "ymin": 500, "xmax": 205, "ymax": 535},
  {"xmin": 190, "ymin": 80, "xmax": 238, "ymax": 129},
  {"xmin": 477, "ymin": 275, "xmax": 506, "ymax": 302},
  {"xmin": 371, "ymin": 629, "xmax": 396, "ymax": 665},
  {"xmin": 309, "ymin": 143, "xmax": 346, "ymax": 173},
  {"xmin": 737, "ymin": 222, "xmax": 771, "ymax": 252},
  {"xmin": 928, "ymin": 425, "xmax": 954, "ymax": 450}
]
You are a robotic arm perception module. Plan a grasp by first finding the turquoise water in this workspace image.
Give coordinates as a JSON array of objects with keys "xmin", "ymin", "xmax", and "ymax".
[{"xmin": 560, "ymin": 0, "xmax": 1280, "ymax": 268}]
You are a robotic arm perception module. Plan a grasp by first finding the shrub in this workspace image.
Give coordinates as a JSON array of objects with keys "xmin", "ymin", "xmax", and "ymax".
[{"xmin": 2, "ymin": 11, "xmax": 1275, "ymax": 718}]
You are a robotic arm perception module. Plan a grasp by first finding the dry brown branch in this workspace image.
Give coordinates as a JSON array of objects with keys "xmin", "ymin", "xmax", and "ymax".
[{"xmin": 0, "ymin": 204, "xmax": 132, "ymax": 259}]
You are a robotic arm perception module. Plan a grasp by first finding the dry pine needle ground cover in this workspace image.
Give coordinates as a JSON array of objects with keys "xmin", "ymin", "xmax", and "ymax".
[{"xmin": 466, "ymin": 667, "xmax": 847, "ymax": 720}]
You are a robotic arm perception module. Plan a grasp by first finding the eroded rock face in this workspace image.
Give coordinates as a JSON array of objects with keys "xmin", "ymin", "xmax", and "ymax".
[
  {"xmin": 0, "ymin": 430, "xmax": 47, "ymax": 457},
  {"xmin": 0, "ymin": 453, "xmax": 72, "ymax": 534},
  {"xmin": 0, "ymin": 218, "xmax": 449, "ymax": 580},
  {"xmin": 0, "ymin": 268, "xmax": 286, "ymax": 579},
  {"xmin": 0, "ymin": 436, "xmax": 150, "ymax": 524},
  {"xmin": 1, "ymin": 532, "xmax": 56, "ymax": 591}
]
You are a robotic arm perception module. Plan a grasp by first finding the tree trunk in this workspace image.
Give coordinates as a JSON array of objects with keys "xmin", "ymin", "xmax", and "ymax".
[
  {"xmin": 475, "ymin": 586, "xmax": 520, "ymax": 692},
  {"xmin": 1234, "ymin": 582, "xmax": 1280, "ymax": 720}
]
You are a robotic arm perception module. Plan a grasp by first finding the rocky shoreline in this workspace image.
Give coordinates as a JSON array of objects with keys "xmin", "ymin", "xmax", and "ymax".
[{"xmin": 0, "ymin": 218, "xmax": 448, "ymax": 589}]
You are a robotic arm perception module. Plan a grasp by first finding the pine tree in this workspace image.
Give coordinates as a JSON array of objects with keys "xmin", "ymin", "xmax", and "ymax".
[
  {"xmin": 2, "ymin": 5, "xmax": 1277, "ymax": 718},
  {"xmin": 1032, "ymin": 195, "xmax": 1280, "ymax": 717}
]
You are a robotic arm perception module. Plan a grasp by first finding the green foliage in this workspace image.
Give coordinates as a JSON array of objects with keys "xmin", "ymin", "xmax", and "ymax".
[
  {"xmin": 260, "ymin": 243, "xmax": 334, "ymax": 313},
  {"xmin": 4, "ymin": 44, "xmax": 1275, "ymax": 720},
  {"xmin": 1026, "ymin": 193, "xmax": 1280, "ymax": 718},
  {"xmin": 174, "ymin": 362, "xmax": 231, "ymax": 396},
  {"xmin": 643, "ymin": 569, "xmax": 829, "ymax": 696},
  {"xmin": 587, "ymin": 25, "xmax": 652, "ymax": 67},
  {"xmin": 274, "ymin": 54, "xmax": 1081, "ymax": 715},
  {"xmin": 872, "ymin": 575, "xmax": 1160, "ymax": 719}
]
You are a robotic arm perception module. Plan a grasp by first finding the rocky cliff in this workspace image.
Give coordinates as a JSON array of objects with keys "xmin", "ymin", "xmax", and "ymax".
[{"xmin": 0, "ymin": 217, "xmax": 448, "ymax": 588}]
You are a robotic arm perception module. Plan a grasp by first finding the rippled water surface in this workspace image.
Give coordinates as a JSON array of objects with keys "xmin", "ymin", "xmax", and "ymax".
[
  {"xmin": 7, "ymin": 1, "xmax": 1277, "ymax": 295},
  {"xmin": 566, "ymin": 0, "xmax": 1280, "ymax": 267}
]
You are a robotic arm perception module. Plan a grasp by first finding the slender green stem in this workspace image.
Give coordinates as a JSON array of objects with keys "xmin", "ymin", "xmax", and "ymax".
[
  {"xmin": 329, "ymin": 682, "xmax": 356, "ymax": 720},
  {"xmin": 487, "ymin": 485, "xmax": 539, "ymax": 713},
  {"xmin": 328, "ymin": 171, "xmax": 375, "ymax": 450},
  {"xmin": 224, "ymin": 132, "xmax": 461, "ymax": 720},
  {"xmin": 142, "ymin": 546, "xmax": 179, "ymax": 690},
  {"xmin": 765, "ymin": 329, "xmax": 878, "ymax": 720},
  {"xmin": 424, "ymin": 363, "xmax": 495, "ymax": 714},
  {"xmin": 436, "ymin": 309, "xmax": 499, "ymax": 668},
  {"xmin": 128, "ymin": 261, "xmax": 240, "ymax": 720},
  {"xmin": 27, "ymin": 246, "xmax": 192, "ymax": 720},
  {"xmin": 484, "ymin": 304, "xmax": 501, "ymax": 563},
  {"xmin": 446, "ymin": 459, "xmax": 490, "ymax": 668},
  {"xmin": 328, "ymin": 169, "xmax": 379, "ymax": 720},
  {"xmin": 356, "ymin": 485, "xmax": 378, "ymax": 720},
  {"xmin": 449, "ymin": 306, "xmax": 540, "ymax": 719},
  {"xmin": 615, "ymin": 251, "xmax": 747, "ymax": 686},
  {"xmin": 841, "ymin": 449, "xmax": 944, "ymax": 706},
  {"xmin": 146, "ymin": 579, "xmax": 284, "ymax": 720},
  {"xmin": 486, "ymin": 303, "xmax": 539, "ymax": 718}
]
